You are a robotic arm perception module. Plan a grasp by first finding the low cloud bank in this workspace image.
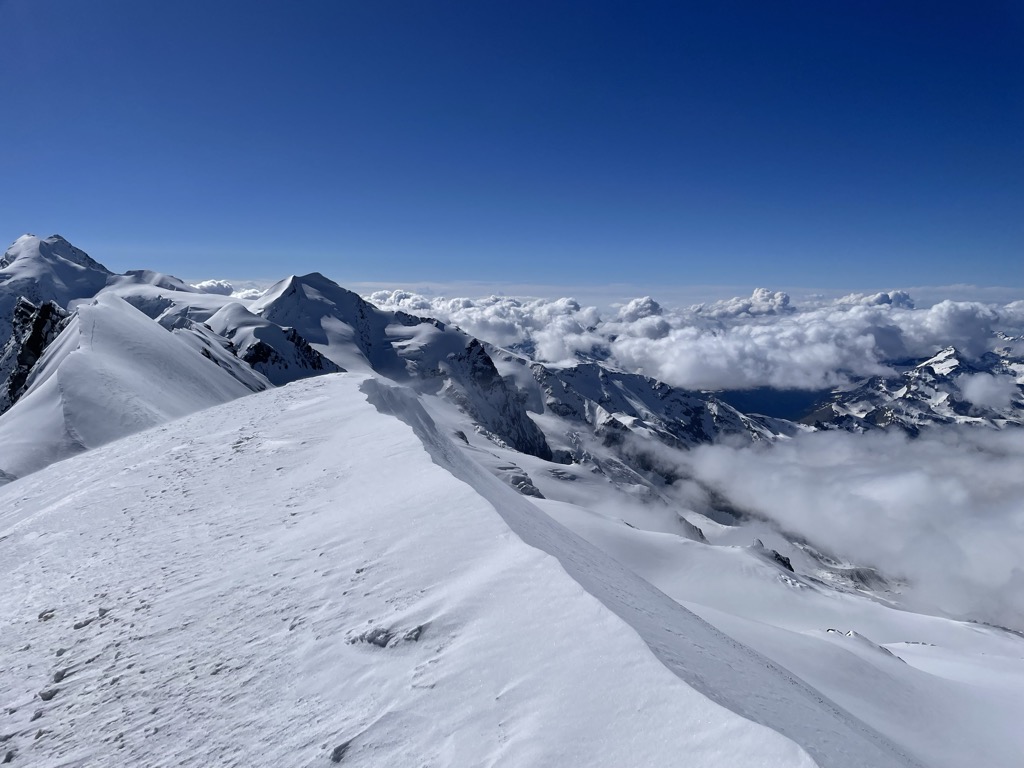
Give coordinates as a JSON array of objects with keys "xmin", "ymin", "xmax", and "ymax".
[
  {"xmin": 190, "ymin": 279, "xmax": 265, "ymax": 300},
  {"xmin": 675, "ymin": 428, "xmax": 1024, "ymax": 629},
  {"xmin": 369, "ymin": 288, "xmax": 1024, "ymax": 391},
  {"xmin": 191, "ymin": 279, "xmax": 234, "ymax": 296}
]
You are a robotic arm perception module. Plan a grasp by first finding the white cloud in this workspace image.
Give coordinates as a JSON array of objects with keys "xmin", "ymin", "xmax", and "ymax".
[
  {"xmin": 689, "ymin": 287, "xmax": 793, "ymax": 318},
  {"xmin": 959, "ymin": 374, "xmax": 1020, "ymax": 410},
  {"xmin": 231, "ymin": 288, "xmax": 266, "ymax": 300},
  {"xmin": 191, "ymin": 279, "xmax": 234, "ymax": 296},
  {"xmin": 367, "ymin": 287, "xmax": 1023, "ymax": 391},
  {"xmin": 676, "ymin": 428, "xmax": 1024, "ymax": 629}
]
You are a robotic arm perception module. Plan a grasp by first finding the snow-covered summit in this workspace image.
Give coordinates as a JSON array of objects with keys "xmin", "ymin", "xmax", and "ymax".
[
  {"xmin": 0, "ymin": 235, "xmax": 112, "ymax": 341},
  {"xmin": 0, "ymin": 234, "xmax": 108, "ymax": 274}
]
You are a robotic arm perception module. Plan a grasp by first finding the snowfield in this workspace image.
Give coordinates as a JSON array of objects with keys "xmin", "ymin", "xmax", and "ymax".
[{"xmin": 2, "ymin": 374, "xmax": 831, "ymax": 768}]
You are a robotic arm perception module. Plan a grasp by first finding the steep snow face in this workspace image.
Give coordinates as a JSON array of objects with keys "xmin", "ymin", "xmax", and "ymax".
[
  {"xmin": 251, "ymin": 273, "xmax": 403, "ymax": 374},
  {"xmin": 0, "ymin": 235, "xmax": 112, "ymax": 341},
  {"xmin": 0, "ymin": 294, "xmax": 255, "ymax": 479},
  {"xmin": 0, "ymin": 374, "xmax": 823, "ymax": 768},
  {"xmin": 407, "ymin": 379, "xmax": 1024, "ymax": 768},
  {"xmin": 205, "ymin": 302, "xmax": 342, "ymax": 386}
]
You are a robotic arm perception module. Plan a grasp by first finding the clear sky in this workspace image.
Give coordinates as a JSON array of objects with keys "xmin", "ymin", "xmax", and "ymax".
[{"xmin": 2, "ymin": 0, "xmax": 1022, "ymax": 291}]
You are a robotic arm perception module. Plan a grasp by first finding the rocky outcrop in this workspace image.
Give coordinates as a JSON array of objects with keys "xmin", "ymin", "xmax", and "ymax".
[
  {"xmin": 442, "ymin": 339, "xmax": 552, "ymax": 460},
  {"xmin": 0, "ymin": 298, "xmax": 69, "ymax": 415}
]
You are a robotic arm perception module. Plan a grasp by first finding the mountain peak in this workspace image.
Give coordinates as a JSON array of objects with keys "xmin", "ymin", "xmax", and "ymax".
[
  {"xmin": 2, "ymin": 233, "xmax": 111, "ymax": 274},
  {"xmin": 917, "ymin": 346, "xmax": 961, "ymax": 376}
]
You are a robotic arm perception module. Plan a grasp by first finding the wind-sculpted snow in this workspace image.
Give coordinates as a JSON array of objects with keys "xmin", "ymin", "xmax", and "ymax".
[
  {"xmin": 362, "ymin": 378, "xmax": 919, "ymax": 768},
  {"xmin": 370, "ymin": 288, "xmax": 1024, "ymax": 391},
  {"xmin": 0, "ymin": 374, "xmax": 824, "ymax": 768},
  {"xmin": 1, "ymin": 232, "xmax": 1022, "ymax": 765},
  {"xmin": 0, "ymin": 294, "xmax": 254, "ymax": 479}
]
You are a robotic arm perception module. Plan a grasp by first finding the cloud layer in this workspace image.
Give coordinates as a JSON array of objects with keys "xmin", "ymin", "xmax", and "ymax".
[
  {"xmin": 674, "ymin": 428, "xmax": 1024, "ymax": 630},
  {"xmin": 369, "ymin": 288, "xmax": 1024, "ymax": 391}
]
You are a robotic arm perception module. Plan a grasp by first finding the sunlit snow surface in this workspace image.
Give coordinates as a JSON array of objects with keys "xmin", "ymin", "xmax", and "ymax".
[{"xmin": 2, "ymin": 375, "xmax": 829, "ymax": 768}]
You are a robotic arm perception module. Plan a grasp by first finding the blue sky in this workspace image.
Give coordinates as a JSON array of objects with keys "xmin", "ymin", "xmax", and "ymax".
[{"xmin": 1, "ymin": 0, "xmax": 1021, "ymax": 292}]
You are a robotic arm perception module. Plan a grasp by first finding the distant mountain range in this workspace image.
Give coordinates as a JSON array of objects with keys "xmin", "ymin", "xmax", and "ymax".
[{"xmin": 4, "ymin": 234, "xmax": 1019, "ymax": 488}]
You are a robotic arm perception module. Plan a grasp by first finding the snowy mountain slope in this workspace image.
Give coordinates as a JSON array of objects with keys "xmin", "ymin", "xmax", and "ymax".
[
  {"xmin": 364, "ymin": 379, "xmax": 919, "ymax": 768},
  {"xmin": 802, "ymin": 346, "xmax": 1024, "ymax": 433},
  {"xmin": 167, "ymin": 319, "xmax": 273, "ymax": 394},
  {"xmin": 409, "ymin": 394, "xmax": 1024, "ymax": 767},
  {"xmin": 96, "ymin": 276, "xmax": 242, "ymax": 326},
  {"xmin": 0, "ymin": 294, "xmax": 256, "ymax": 480},
  {"xmin": 0, "ymin": 235, "xmax": 111, "ymax": 341},
  {"xmin": 251, "ymin": 273, "xmax": 552, "ymax": 459},
  {"xmin": 251, "ymin": 273, "xmax": 402, "ymax": 375},
  {"xmin": 0, "ymin": 232, "xmax": 1021, "ymax": 764},
  {"xmin": 205, "ymin": 302, "xmax": 342, "ymax": 385},
  {"xmin": 1, "ymin": 373, "xmax": 827, "ymax": 768},
  {"xmin": 531, "ymin": 497, "xmax": 1024, "ymax": 768}
]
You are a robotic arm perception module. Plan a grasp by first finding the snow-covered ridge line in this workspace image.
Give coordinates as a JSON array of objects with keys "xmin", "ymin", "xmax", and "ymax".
[
  {"xmin": 0, "ymin": 374, "xmax": 822, "ymax": 767},
  {"xmin": 361, "ymin": 378, "xmax": 920, "ymax": 768}
]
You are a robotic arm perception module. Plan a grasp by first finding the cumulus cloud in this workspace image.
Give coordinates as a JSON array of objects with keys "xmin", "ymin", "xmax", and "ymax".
[
  {"xmin": 959, "ymin": 374, "xmax": 1020, "ymax": 410},
  {"xmin": 689, "ymin": 287, "xmax": 793, "ymax": 318},
  {"xmin": 367, "ymin": 287, "xmax": 1023, "ymax": 391},
  {"xmin": 191, "ymin": 279, "xmax": 235, "ymax": 296},
  {"xmin": 675, "ymin": 428, "xmax": 1024, "ymax": 629},
  {"xmin": 231, "ymin": 287, "xmax": 266, "ymax": 300},
  {"xmin": 370, "ymin": 290, "xmax": 604, "ymax": 360},
  {"xmin": 833, "ymin": 290, "xmax": 915, "ymax": 309}
]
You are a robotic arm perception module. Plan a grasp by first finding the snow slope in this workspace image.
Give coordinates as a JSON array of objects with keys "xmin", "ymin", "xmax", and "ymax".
[
  {"xmin": 0, "ymin": 235, "xmax": 111, "ymax": 341},
  {"xmin": 205, "ymin": 302, "xmax": 342, "ymax": 385},
  {"xmin": 251, "ymin": 273, "xmax": 552, "ymax": 459},
  {"xmin": 533, "ymin": 497, "xmax": 1024, "ymax": 768},
  {"xmin": 1, "ymin": 374, "xmax": 827, "ymax": 768},
  {"xmin": 0, "ymin": 294, "xmax": 256, "ymax": 480}
]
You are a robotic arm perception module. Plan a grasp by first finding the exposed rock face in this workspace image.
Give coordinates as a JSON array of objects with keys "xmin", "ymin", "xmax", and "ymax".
[
  {"xmin": 530, "ymin": 361, "xmax": 787, "ymax": 449},
  {"xmin": 442, "ymin": 339, "xmax": 553, "ymax": 460},
  {"xmin": 239, "ymin": 327, "xmax": 342, "ymax": 385},
  {"xmin": 0, "ymin": 298, "xmax": 69, "ymax": 416}
]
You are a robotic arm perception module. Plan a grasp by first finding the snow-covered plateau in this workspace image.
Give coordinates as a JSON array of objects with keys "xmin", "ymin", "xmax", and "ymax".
[{"xmin": 2, "ymin": 234, "xmax": 1023, "ymax": 767}]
